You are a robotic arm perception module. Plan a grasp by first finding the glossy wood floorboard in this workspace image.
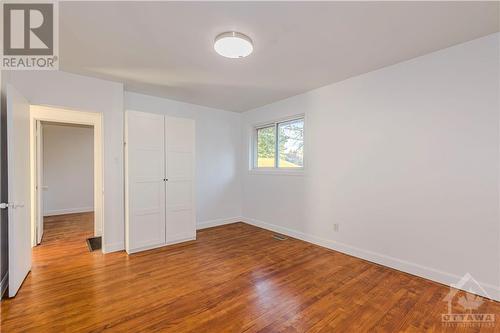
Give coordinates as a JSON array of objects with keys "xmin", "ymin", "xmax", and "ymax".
[{"xmin": 1, "ymin": 213, "xmax": 499, "ymax": 332}]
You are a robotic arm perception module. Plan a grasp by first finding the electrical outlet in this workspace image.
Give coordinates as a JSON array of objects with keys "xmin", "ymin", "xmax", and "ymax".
[{"xmin": 333, "ymin": 223, "xmax": 339, "ymax": 232}]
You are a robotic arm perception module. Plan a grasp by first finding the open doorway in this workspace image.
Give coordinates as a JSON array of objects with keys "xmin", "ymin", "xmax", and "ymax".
[
  {"xmin": 37, "ymin": 122, "xmax": 96, "ymax": 250},
  {"xmin": 30, "ymin": 105, "xmax": 104, "ymax": 253}
]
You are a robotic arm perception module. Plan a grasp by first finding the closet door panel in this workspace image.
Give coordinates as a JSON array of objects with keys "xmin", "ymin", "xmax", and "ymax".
[
  {"xmin": 126, "ymin": 111, "xmax": 166, "ymax": 253},
  {"xmin": 165, "ymin": 117, "xmax": 196, "ymax": 243},
  {"xmin": 167, "ymin": 181, "xmax": 192, "ymax": 210},
  {"xmin": 167, "ymin": 151, "xmax": 192, "ymax": 178},
  {"xmin": 166, "ymin": 210, "xmax": 192, "ymax": 239}
]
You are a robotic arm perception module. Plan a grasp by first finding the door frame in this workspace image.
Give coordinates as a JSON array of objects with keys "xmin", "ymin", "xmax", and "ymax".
[
  {"xmin": 29, "ymin": 105, "xmax": 104, "ymax": 248},
  {"xmin": 35, "ymin": 120, "xmax": 43, "ymax": 244}
]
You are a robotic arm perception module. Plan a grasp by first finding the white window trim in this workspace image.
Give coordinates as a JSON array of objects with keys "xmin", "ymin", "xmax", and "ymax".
[{"xmin": 250, "ymin": 114, "xmax": 305, "ymax": 175}]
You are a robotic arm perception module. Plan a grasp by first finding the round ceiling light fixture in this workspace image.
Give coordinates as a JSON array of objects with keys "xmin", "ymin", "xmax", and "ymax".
[{"xmin": 214, "ymin": 31, "xmax": 253, "ymax": 59}]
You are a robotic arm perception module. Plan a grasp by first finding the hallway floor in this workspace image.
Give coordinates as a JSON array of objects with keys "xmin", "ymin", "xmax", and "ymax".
[{"xmin": 41, "ymin": 212, "xmax": 95, "ymax": 249}]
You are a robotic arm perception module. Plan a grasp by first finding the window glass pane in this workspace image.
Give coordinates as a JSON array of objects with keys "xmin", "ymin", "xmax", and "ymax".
[
  {"xmin": 256, "ymin": 125, "xmax": 276, "ymax": 167},
  {"xmin": 278, "ymin": 119, "xmax": 304, "ymax": 168}
]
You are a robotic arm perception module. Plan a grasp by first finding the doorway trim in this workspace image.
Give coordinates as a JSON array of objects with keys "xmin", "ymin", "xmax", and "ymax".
[{"xmin": 29, "ymin": 105, "xmax": 104, "ymax": 248}]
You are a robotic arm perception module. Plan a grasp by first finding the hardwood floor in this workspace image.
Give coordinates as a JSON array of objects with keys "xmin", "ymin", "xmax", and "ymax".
[
  {"xmin": 1, "ymin": 213, "xmax": 499, "ymax": 332},
  {"xmin": 41, "ymin": 212, "xmax": 95, "ymax": 249}
]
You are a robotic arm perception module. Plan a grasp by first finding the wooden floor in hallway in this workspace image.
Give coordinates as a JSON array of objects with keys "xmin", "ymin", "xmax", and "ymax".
[{"xmin": 1, "ymin": 213, "xmax": 499, "ymax": 332}]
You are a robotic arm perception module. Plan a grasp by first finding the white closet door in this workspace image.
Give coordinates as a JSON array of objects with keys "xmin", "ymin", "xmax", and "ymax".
[
  {"xmin": 126, "ymin": 111, "xmax": 166, "ymax": 253},
  {"xmin": 165, "ymin": 117, "xmax": 196, "ymax": 243}
]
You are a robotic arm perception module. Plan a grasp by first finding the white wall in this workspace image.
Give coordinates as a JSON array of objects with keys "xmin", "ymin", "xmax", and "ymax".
[
  {"xmin": 7, "ymin": 71, "xmax": 125, "ymax": 252},
  {"xmin": 43, "ymin": 124, "xmax": 94, "ymax": 216},
  {"xmin": 241, "ymin": 33, "xmax": 500, "ymax": 299},
  {"xmin": 125, "ymin": 92, "xmax": 242, "ymax": 227}
]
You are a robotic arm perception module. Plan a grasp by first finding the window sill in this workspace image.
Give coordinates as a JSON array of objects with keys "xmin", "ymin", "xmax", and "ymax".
[{"xmin": 248, "ymin": 168, "xmax": 305, "ymax": 176}]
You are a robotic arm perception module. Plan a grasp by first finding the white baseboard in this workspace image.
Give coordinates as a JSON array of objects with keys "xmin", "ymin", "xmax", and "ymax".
[
  {"xmin": 126, "ymin": 236, "xmax": 197, "ymax": 255},
  {"xmin": 197, "ymin": 216, "xmax": 242, "ymax": 230},
  {"xmin": 44, "ymin": 206, "xmax": 94, "ymax": 216},
  {"xmin": 0, "ymin": 272, "xmax": 8, "ymax": 299},
  {"xmin": 242, "ymin": 217, "xmax": 500, "ymax": 301},
  {"xmin": 126, "ymin": 242, "xmax": 169, "ymax": 254},
  {"xmin": 103, "ymin": 241, "xmax": 124, "ymax": 254},
  {"xmin": 108, "ymin": 217, "xmax": 241, "ymax": 254}
]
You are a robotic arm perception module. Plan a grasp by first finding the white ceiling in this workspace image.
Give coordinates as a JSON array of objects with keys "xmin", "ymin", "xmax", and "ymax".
[{"xmin": 60, "ymin": 2, "xmax": 499, "ymax": 112}]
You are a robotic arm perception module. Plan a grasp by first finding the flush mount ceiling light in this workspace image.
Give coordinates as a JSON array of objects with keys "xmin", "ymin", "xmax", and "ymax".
[{"xmin": 214, "ymin": 32, "xmax": 253, "ymax": 59}]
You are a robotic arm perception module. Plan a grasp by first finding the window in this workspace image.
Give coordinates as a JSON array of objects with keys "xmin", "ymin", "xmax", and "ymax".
[
  {"xmin": 256, "ymin": 125, "xmax": 276, "ymax": 167},
  {"xmin": 254, "ymin": 116, "xmax": 304, "ymax": 170}
]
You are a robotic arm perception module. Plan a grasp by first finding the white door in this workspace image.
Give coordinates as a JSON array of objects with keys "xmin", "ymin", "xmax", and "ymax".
[
  {"xmin": 125, "ymin": 111, "xmax": 166, "ymax": 253},
  {"xmin": 7, "ymin": 84, "xmax": 31, "ymax": 297},
  {"xmin": 35, "ymin": 120, "xmax": 44, "ymax": 244},
  {"xmin": 165, "ymin": 117, "xmax": 196, "ymax": 243}
]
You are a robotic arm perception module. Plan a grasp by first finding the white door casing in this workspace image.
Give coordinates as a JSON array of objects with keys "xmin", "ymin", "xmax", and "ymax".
[
  {"xmin": 36, "ymin": 120, "xmax": 43, "ymax": 244},
  {"xmin": 7, "ymin": 84, "xmax": 32, "ymax": 297}
]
